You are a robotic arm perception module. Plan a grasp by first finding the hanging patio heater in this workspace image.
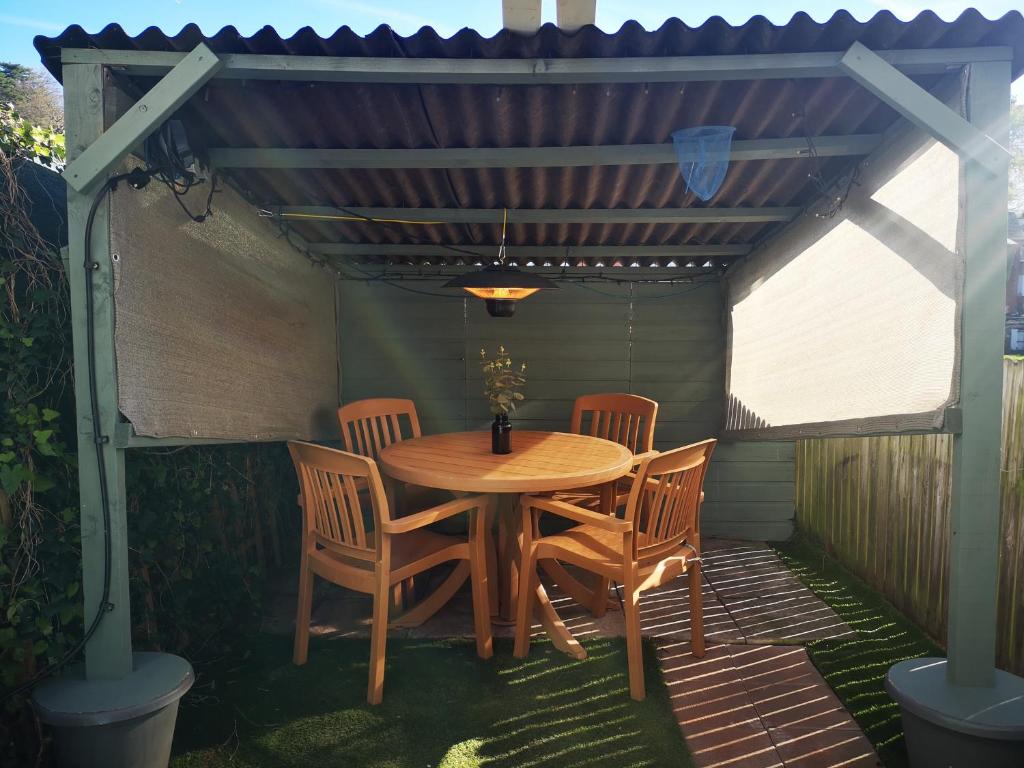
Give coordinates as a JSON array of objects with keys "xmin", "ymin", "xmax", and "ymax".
[{"xmin": 444, "ymin": 210, "xmax": 557, "ymax": 316}]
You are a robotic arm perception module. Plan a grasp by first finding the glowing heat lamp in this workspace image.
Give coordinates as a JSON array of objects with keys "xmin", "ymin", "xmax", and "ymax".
[
  {"xmin": 443, "ymin": 208, "xmax": 557, "ymax": 317},
  {"xmin": 445, "ymin": 265, "xmax": 556, "ymax": 317}
]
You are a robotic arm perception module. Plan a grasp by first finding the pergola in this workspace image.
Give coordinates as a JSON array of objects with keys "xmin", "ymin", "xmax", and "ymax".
[{"xmin": 32, "ymin": 10, "xmax": 1024, "ymax": 757}]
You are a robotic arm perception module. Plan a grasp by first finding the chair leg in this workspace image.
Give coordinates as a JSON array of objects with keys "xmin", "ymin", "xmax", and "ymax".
[
  {"xmin": 293, "ymin": 555, "xmax": 313, "ymax": 666},
  {"xmin": 368, "ymin": 570, "xmax": 390, "ymax": 705},
  {"xmin": 623, "ymin": 563, "xmax": 645, "ymax": 701},
  {"xmin": 391, "ymin": 582, "xmax": 404, "ymax": 613},
  {"xmin": 469, "ymin": 508, "xmax": 494, "ymax": 660},
  {"xmin": 689, "ymin": 559, "xmax": 706, "ymax": 658},
  {"xmin": 591, "ymin": 576, "xmax": 611, "ymax": 618},
  {"xmin": 513, "ymin": 547, "xmax": 537, "ymax": 658}
]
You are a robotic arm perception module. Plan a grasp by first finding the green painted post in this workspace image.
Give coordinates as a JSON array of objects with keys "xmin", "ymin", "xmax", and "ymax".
[
  {"xmin": 63, "ymin": 63, "xmax": 133, "ymax": 680},
  {"xmin": 946, "ymin": 60, "xmax": 1011, "ymax": 687}
]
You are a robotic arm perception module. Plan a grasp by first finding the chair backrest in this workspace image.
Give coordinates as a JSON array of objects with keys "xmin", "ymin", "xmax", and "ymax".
[
  {"xmin": 288, "ymin": 441, "xmax": 390, "ymax": 562},
  {"xmin": 338, "ymin": 398, "xmax": 422, "ymax": 461},
  {"xmin": 570, "ymin": 393, "xmax": 658, "ymax": 454},
  {"xmin": 624, "ymin": 439, "xmax": 716, "ymax": 561}
]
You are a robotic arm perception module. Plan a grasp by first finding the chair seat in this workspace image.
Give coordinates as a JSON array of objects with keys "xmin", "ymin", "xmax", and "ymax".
[
  {"xmin": 319, "ymin": 527, "xmax": 466, "ymax": 573},
  {"xmin": 537, "ymin": 524, "xmax": 626, "ymax": 572},
  {"xmin": 551, "ymin": 479, "xmax": 632, "ymax": 510},
  {"xmin": 538, "ymin": 525, "xmax": 695, "ymax": 580}
]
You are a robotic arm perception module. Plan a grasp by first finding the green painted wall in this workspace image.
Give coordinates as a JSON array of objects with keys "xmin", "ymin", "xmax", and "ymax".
[{"xmin": 337, "ymin": 276, "xmax": 794, "ymax": 541}]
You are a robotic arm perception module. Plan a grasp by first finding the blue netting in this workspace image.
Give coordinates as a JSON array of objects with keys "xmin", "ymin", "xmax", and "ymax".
[{"xmin": 671, "ymin": 126, "xmax": 736, "ymax": 202}]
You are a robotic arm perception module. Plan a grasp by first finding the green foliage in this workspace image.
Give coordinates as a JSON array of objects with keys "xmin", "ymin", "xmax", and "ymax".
[
  {"xmin": 479, "ymin": 346, "xmax": 527, "ymax": 416},
  {"xmin": 125, "ymin": 444, "xmax": 296, "ymax": 654},
  {"xmin": 0, "ymin": 102, "xmax": 297, "ymax": 767},
  {"xmin": 0, "ymin": 66, "xmax": 31, "ymax": 108},
  {"xmin": 0, "ymin": 64, "xmax": 63, "ymax": 133},
  {"xmin": 0, "ymin": 103, "xmax": 80, "ymax": 768},
  {"xmin": 0, "ymin": 104, "xmax": 64, "ymax": 169}
]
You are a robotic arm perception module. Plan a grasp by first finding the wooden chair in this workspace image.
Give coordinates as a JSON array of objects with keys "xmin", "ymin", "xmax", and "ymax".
[
  {"xmin": 337, "ymin": 398, "xmax": 422, "ymax": 461},
  {"xmin": 288, "ymin": 441, "xmax": 492, "ymax": 705},
  {"xmin": 514, "ymin": 439, "xmax": 716, "ymax": 701},
  {"xmin": 544, "ymin": 393, "xmax": 660, "ymax": 616},
  {"xmin": 339, "ymin": 397, "xmax": 459, "ymax": 507},
  {"xmin": 571, "ymin": 393, "xmax": 659, "ymax": 458},
  {"xmin": 337, "ymin": 398, "xmax": 499, "ymax": 615}
]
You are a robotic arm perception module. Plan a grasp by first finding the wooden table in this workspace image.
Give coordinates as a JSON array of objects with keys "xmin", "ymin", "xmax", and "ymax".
[{"xmin": 379, "ymin": 430, "xmax": 634, "ymax": 659}]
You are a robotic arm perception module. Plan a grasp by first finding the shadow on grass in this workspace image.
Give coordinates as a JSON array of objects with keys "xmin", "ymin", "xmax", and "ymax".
[
  {"xmin": 171, "ymin": 635, "xmax": 691, "ymax": 768},
  {"xmin": 773, "ymin": 535, "xmax": 944, "ymax": 768}
]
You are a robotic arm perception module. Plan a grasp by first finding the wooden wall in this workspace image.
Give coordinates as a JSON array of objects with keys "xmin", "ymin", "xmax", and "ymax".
[
  {"xmin": 337, "ymin": 277, "xmax": 795, "ymax": 541},
  {"xmin": 795, "ymin": 358, "xmax": 1024, "ymax": 675}
]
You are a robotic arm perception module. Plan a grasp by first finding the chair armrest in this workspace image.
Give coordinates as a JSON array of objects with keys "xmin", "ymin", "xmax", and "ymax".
[
  {"xmin": 379, "ymin": 495, "xmax": 488, "ymax": 534},
  {"xmin": 631, "ymin": 450, "xmax": 660, "ymax": 469},
  {"xmin": 621, "ymin": 450, "xmax": 661, "ymax": 482},
  {"xmin": 521, "ymin": 495, "xmax": 631, "ymax": 533}
]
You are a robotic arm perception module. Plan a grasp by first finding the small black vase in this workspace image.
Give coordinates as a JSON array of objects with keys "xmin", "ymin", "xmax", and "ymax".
[{"xmin": 491, "ymin": 413, "xmax": 512, "ymax": 454}]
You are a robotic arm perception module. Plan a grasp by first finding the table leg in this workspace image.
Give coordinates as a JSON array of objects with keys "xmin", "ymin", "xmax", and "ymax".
[{"xmin": 497, "ymin": 492, "xmax": 587, "ymax": 661}]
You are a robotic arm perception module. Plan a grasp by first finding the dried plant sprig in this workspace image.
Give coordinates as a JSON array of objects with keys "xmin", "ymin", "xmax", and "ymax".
[{"xmin": 480, "ymin": 345, "xmax": 527, "ymax": 416}]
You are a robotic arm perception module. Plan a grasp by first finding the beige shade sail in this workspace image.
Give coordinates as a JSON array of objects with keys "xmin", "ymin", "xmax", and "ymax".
[
  {"xmin": 724, "ymin": 87, "xmax": 963, "ymax": 439},
  {"xmin": 110, "ymin": 167, "xmax": 339, "ymax": 441}
]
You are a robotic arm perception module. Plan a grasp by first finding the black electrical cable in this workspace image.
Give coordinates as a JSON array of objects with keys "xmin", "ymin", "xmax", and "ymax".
[
  {"xmin": 2, "ymin": 169, "xmax": 152, "ymax": 702},
  {"xmin": 4, "ymin": 133, "xmax": 211, "ymax": 700}
]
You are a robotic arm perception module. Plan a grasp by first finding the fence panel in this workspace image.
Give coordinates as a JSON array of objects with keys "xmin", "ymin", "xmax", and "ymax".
[{"xmin": 796, "ymin": 358, "xmax": 1024, "ymax": 674}]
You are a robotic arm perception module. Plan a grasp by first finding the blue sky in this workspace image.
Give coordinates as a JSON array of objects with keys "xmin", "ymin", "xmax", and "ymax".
[{"xmin": 2, "ymin": 0, "xmax": 1022, "ymax": 94}]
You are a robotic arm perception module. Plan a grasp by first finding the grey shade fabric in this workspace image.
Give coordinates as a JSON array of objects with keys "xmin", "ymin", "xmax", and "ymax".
[
  {"xmin": 110, "ymin": 172, "xmax": 338, "ymax": 441},
  {"xmin": 724, "ymin": 85, "xmax": 963, "ymax": 440}
]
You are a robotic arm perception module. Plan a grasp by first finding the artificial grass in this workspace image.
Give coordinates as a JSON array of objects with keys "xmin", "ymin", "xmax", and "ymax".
[
  {"xmin": 773, "ymin": 534, "xmax": 944, "ymax": 768},
  {"xmin": 170, "ymin": 634, "xmax": 693, "ymax": 768}
]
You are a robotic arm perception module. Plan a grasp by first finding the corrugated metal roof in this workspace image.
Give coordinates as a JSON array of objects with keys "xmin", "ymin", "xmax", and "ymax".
[{"xmin": 34, "ymin": 10, "xmax": 1024, "ymax": 268}]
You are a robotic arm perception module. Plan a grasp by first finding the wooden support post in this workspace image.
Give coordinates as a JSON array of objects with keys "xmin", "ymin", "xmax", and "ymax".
[
  {"xmin": 946, "ymin": 60, "xmax": 1011, "ymax": 687},
  {"xmin": 63, "ymin": 64, "xmax": 133, "ymax": 680}
]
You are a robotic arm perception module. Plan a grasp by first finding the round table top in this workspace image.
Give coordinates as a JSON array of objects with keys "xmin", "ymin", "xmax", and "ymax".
[{"xmin": 378, "ymin": 430, "xmax": 634, "ymax": 494}]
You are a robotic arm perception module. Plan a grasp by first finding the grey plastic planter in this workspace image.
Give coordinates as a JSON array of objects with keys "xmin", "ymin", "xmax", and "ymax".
[
  {"xmin": 32, "ymin": 652, "xmax": 194, "ymax": 768},
  {"xmin": 886, "ymin": 657, "xmax": 1024, "ymax": 768}
]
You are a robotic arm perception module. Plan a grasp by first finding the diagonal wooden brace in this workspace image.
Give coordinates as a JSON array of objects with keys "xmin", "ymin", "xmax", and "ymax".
[
  {"xmin": 63, "ymin": 42, "xmax": 222, "ymax": 193},
  {"xmin": 839, "ymin": 41, "xmax": 1009, "ymax": 177}
]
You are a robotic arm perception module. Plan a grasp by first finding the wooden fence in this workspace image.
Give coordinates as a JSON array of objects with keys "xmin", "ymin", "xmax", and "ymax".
[{"xmin": 795, "ymin": 358, "xmax": 1024, "ymax": 676}]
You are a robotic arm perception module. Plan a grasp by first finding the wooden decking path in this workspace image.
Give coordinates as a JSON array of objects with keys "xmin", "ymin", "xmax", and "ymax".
[{"xmin": 263, "ymin": 539, "xmax": 878, "ymax": 767}]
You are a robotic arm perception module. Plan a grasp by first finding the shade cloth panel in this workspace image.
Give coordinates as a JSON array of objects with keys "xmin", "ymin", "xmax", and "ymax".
[
  {"xmin": 724, "ymin": 86, "xmax": 963, "ymax": 440},
  {"xmin": 110, "ymin": 166, "xmax": 338, "ymax": 441}
]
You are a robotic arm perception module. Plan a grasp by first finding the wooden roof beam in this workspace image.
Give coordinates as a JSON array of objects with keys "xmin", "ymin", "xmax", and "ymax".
[
  {"xmin": 209, "ymin": 134, "xmax": 880, "ymax": 170},
  {"xmin": 61, "ymin": 46, "xmax": 1012, "ymax": 84},
  {"xmin": 268, "ymin": 206, "xmax": 801, "ymax": 225},
  {"xmin": 307, "ymin": 243, "xmax": 751, "ymax": 258}
]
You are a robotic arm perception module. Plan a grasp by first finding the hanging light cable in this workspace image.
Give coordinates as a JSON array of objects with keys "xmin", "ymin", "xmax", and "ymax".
[{"xmin": 443, "ymin": 208, "xmax": 557, "ymax": 317}]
